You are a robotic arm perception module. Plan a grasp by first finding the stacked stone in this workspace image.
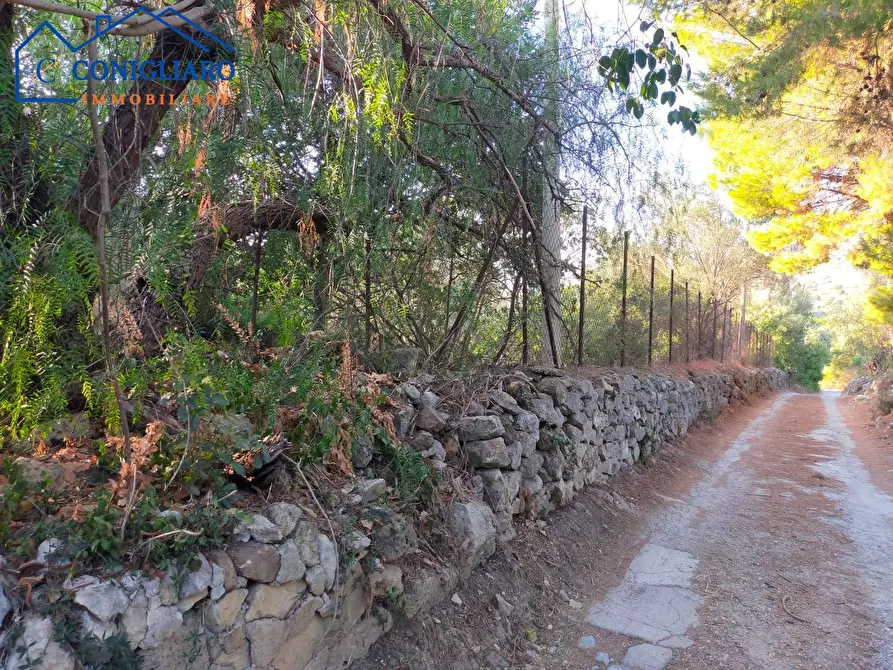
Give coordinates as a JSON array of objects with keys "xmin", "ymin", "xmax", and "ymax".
[{"xmin": 2, "ymin": 366, "xmax": 789, "ymax": 670}]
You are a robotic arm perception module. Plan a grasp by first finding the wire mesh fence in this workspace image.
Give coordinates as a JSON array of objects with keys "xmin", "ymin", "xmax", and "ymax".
[{"xmin": 554, "ymin": 226, "xmax": 776, "ymax": 369}]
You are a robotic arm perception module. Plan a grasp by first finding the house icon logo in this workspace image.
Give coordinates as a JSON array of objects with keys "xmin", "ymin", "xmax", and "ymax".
[{"xmin": 15, "ymin": 8, "xmax": 235, "ymax": 104}]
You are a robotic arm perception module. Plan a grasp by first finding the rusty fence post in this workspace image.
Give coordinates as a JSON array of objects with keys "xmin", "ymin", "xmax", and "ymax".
[
  {"xmin": 648, "ymin": 255, "xmax": 655, "ymax": 366},
  {"xmin": 697, "ymin": 291, "xmax": 702, "ymax": 360},
  {"xmin": 669, "ymin": 269, "xmax": 675, "ymax": 364},
  {"xmin": 619, "ymin": 231, "xmax": 629, "ymax": 367}
]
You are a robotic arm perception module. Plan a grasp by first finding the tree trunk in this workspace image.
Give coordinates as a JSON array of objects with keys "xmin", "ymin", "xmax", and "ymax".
[{"xmin": 539, "ymin": 0, "xmax": 563, "ymax": 366}]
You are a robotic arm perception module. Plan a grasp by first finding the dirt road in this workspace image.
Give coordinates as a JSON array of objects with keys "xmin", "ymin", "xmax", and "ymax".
[{"xmin": 356, "ymin": 392, "xmax": 893, "ymax": 670}]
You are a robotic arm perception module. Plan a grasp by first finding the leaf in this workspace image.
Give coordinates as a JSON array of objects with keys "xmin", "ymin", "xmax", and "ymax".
[
  {"xmin": 635, "ymin": 49, "xmax": 647, "ymax": 68},
  {"xmin": 661, "ymin": 91, "xmax": 676, "ymax": 106},
  {"xmin": 648, "ymin": 54, "xmax": 657, "ymax": 71},
  {"xmin": 670, "ymin": 63, "xmax": 683, "ymax": 86},
  {"xmin": 652, "ymin": 28, "xmax": 665, "ymax": 48}
]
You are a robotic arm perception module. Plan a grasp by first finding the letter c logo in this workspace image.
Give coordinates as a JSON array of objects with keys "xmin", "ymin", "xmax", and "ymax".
[{"xmin": 36, "ymin": 58, "xmax": 57, "ymax": 83}]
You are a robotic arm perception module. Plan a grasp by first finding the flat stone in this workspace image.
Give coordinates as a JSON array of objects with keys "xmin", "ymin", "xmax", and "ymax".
[
  {"xmin": 142, "ymin": 605, "xmax": 183, "ymax": 649},
  {"xmin": 623, "ymin": 643, "xmax": 673, "ymax": 670},
  {"xmin": 587, "ymin": 582, "xmax": 701, "ymax": 644},
  {"xmin": 74, "ymin": 581, "xmax": 129, "ymax": 621},
  {"xmin": 627, "ymin": 544, "xmax": 698, "ymax": 588},
  {"xmin": 246, "ymin": 513, "xmax": 284, "ymax": 543},
  {"xmin": 204, "ymin": 588, "xmax": 247, "ymax": 632},
  {"xmin": 458, "ymin": 415, "xmax": 505, "ymax": 441},
  {"xmin": 209, "ymin": 562, "xmax": 226, "ymax": 600},
  {"xmin": 176, "ymin": 590, "xmax": 208, "ymax": 612},
  {"xmin": 228, "ymin": 541, "xmax": 281, "ymax": 583},
  {"xmin": 659, "ymin": 635, "xmax": 693, "ymax": 649},
  {"xmin": 578, "ymin": 635, "xmax": 597, "ymax": 649},
  {"xmin": 595, "ymin": 651, "xmax": 612, "ymax": 665},
  {"xmin": 345, "ymin": 530, "xmax": 372, "ymax": 553},
  {"xmin": 266, "ymin": 502, "xmax": 302, "ymax": 538},
  {"xmin": 246, "ymin": 581, "xmax": 303, "ymax": 621},
  {"xmin": 490, "ymin": 390, "xmax": 522, "ymax": 415},
  {"xmin": 246, "ymin": 617, "xmax": 288, "ymax": 667}
]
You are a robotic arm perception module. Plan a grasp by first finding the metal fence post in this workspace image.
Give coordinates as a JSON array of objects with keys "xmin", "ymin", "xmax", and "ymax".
[
  {"xmin": 620, "ymin": 231, "xmax": 629, "ymax": 367},
  {"xmin": 669, "ymin": 268, "xmax": 675, "ymax": 364},
  {"xmin": 720, "ymin": 303, "xmax": 726, "ymax": 363},
  {"xmin": 685, "ymin": 281, "xmax": 690, "ymax": 363},
  {"xmin": 577, "ymin": 205, "xmax": 588, "ymax": 366},
  {"xmin": 648, "ymin": 255, "xmax": 655, "ymax": 366},
  {"xmin": 697, "ymin": 291, "xmax": 702, "ymax": 360},
  {"xmin": 711, "ymin": 299, "xmax": 718, "ymax": 360}
]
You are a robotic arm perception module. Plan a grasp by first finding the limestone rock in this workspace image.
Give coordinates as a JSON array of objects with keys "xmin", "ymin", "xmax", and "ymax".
[
  {"xmin": 464, "ymin": 437, "xmax": 511, "ymax": 468},
  {"xmin": 355, "ymin": 478, "xmax": 387, "ymax": 504},
  {"xmin": 246, "ymin": 617, "xmax": 289, "ymax": 667},
  {"xmin": 345, "ymin": 530, "xmax": 372, "ymax": 553},
  {"xmin": 352, "ymin": 432, "xmax": 375, "ymax": 468},
  {"xmin": 13, "ymin": 458, "xmax": 65, "ymax": 488},
  {"xmin": 228, "ymin": 541, "xmax": 281, "ymax": 583},
  {"xmin": 369, "ymin": 564, "xmax": 403, "ymax": 599},
  {"xmin": 246, "ymin": 581, "xmax": 303, "ymax": 622},
  {"xmin": 266, "ymin": 502, "xmax": 302, "ymax": 538},
  {"xmin": 400, "ymin": 566, "xmax": 459, "ymax": 619},
  {"xmin": 207, "ymin": 550, "xmax": 238, "ymax": 592},
  {"xmin": 415, "ymin": 406, "xmax": 447, "ymax": 433},
  {"xmin": 490, "ymin": 390, "xmax": 521, "ymax": 415},
  {"xmin": 80, "ymin": 610, "xmax": 118, "ymax": 640},
  {"xmin": 121, "ymin": 590, "xmax": 148, "ymax": 649},
  {"xmin": 410, "ymin": 430, "xmax": 435, "ymax": 450},
  {"xmin": 317, "ymin": 534, "xmax": 338, "ymax": 590},
  {"xmin": 419, "ymin": 391, "xmax": 441, "ymax": 409},
  {"xmin": 457, "ymin": 415, "xmax": 505, "ymax": 441},
  {"xmin": 368, "ymin": 507, "xmax": 418, "ymax": 561},
  {"xmin": 445, "ymin": 501, "xmax": 497, "ymax": 579},
  {"xmin": 4, "ymin": 615, "xmax": 76, "ymax": 670},
  {"xmin": 519, "ymin": 452, "xmax": 544, "ymax": 478},
  {"xmin": 305, "ymin": 565, "xmax": 327, "ymax": 596},
  {"xmin": 180, "ymin": 553, "xmax": 213, "ymax": 599},
  {"xmin": 276, "ymin": 539, "xmax": 306, "ymax": 583},
  {"xmin": 73, "ymin": 580, "xmax": 128, "ymax": 621},
  {"xmin": 295, "ymin": 521, "xmax": 320, "ymax": 566},
  {"xmin": 204, "ymin": 588, "xmax": 247, "ymax": 632},
  {"xmin": 514, "ymin": 409, "xmax": 540, "ymax": 433},
  {"xmin": 142, "ymin": 605, "xmax": 183, "ymax": 648},
  {"xmin": 246, "ymin": 513, "xmax": 284, "ymax": 543}
]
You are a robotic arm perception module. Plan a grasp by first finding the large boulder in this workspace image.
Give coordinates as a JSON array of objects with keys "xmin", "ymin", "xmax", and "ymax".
[{"xmin": 445, "ymin": 501, "xmax": 497, "ymax": 579}]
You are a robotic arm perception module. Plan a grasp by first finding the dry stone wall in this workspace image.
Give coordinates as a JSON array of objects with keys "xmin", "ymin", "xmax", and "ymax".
[{"xmin": 1, "ymin": 366, "xmax": 787, "ymax": 670}]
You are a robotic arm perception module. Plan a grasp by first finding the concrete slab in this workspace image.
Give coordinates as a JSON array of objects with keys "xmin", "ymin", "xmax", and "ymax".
[
  {"xmin": 586, "ymin": 581, "xmax": 701, "ymax": 643},
  {"xmin": 623, "ymin": 643, "xmax": 673, "ymax": 670},
  {"xmin": 626, "ymin": 543, "xmax": 698, "ymax": 588}
]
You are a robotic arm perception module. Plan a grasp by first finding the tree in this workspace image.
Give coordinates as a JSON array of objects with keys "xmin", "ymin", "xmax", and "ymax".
[{"xmin": 660, "ymin": 0, "xmax": 893, "ymax": 320}]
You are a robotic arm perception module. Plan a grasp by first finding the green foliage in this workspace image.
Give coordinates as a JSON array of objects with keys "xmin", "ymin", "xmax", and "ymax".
[
  {"xmin": 51, "ymin": 603, "xmax": 141, "ymax": 670},
  {"xmin": 597, "ymin": 22, "xmax": 700, "ymax": 132},
  {"xmin": 0, "ymin": 215, "xmax": 98, "ymax": 440},
  {"xmin": 0, "ymin": 457, "xmax": 56, "ymax": 547},
  {"xmin": 376, "ymin": 428, "xmax": 436, "ymax": 506},
  {"xmin": 750, "ymin": 285, "xmax": 831, "ymax": 390}
]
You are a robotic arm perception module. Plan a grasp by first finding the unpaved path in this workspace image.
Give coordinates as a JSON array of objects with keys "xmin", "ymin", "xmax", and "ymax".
[{"xmin": 355, "ymin": 392, "xmax": 893, "ymax": 670}]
